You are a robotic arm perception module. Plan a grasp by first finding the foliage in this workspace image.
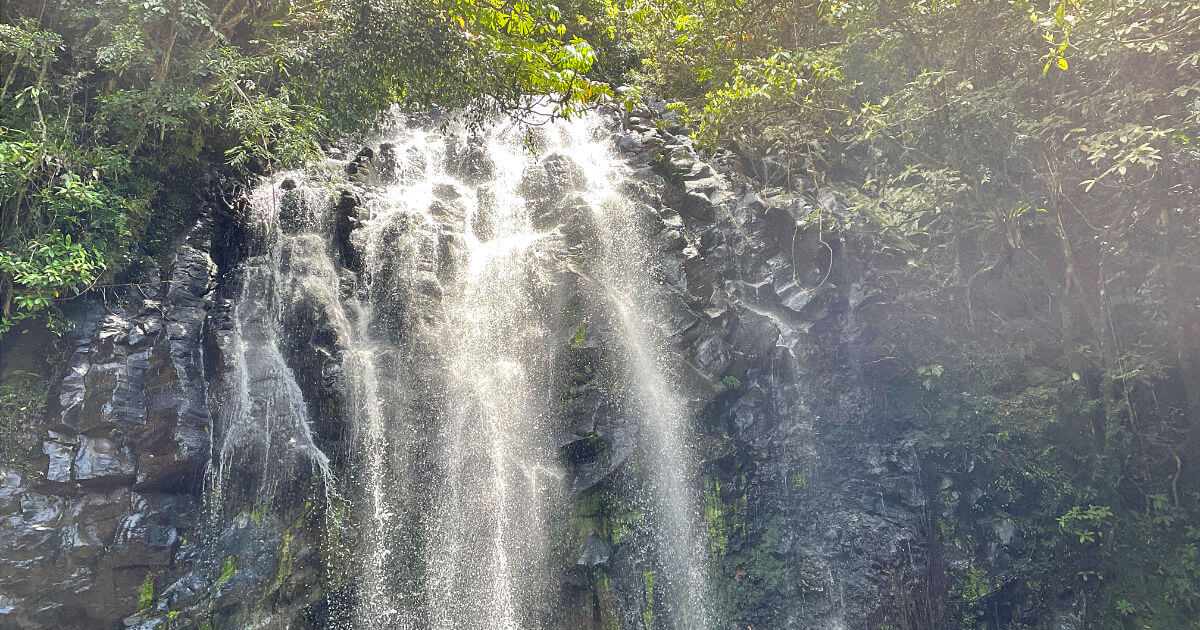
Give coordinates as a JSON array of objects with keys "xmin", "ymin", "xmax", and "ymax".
[
  {"xmin": 950, "ymin": 565, "xmax": 993, "ymax": 627},
  {"xmin": 136, "ymin": 572, "xmax": 154, "ymax": 612},
  {"xmin": 916, "ymin": 364, "xmax": 943, "ymax": 391},
  {"xmin": 623, "ymin": 0, "xmax": 1199, "ymax": 626},
  {"xmin": 1058, "ymin": 504, "xmax": 1113, "ymax": 544},
  {"xmin": 611, "ymin": 0, "xmax": 821, "ymax": 100},
  {"xmin": 692, "ymin": 48, "xmax": 844, "ymax": 159},
  {"xmin": 0, "ymin": 0, "xmax": 621, "ymax": 333}
]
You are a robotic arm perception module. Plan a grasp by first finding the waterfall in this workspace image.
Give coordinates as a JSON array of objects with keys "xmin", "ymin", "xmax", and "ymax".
[
  {"xmin": 208, "ymin": 180, "xmax": 336, "ymax": 515},
  {"xmin": 549, "ymin": 121, "xmax": 714, "ymax": 627},
  {"xmin": 227, "ymin": 112, "xmax": 712, "ymax": 629}
]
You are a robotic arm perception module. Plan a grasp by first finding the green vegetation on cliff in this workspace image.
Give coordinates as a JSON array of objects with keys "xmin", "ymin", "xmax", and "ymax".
[
  {"xmin": 614, "ymin": 1, "xmax": 1199, "ymax": 627},
  {"xmin": 3, "ymin": 1, "xmax": 1197, "ymax": 627},
  {"xmin": 0, "ymin": 0, "xmax": 617, "ymax": 332}
]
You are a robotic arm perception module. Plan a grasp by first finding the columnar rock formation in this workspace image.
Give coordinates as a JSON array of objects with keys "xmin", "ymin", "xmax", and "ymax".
[{"xmin": 0, "ymin": 110, "xmax": 933, "ymax": 630}]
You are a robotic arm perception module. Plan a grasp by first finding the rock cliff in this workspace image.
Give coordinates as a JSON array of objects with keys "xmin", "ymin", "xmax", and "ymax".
[{"xmin": 0, "ymin": 111, "xmax": 937, "ymax": 630}]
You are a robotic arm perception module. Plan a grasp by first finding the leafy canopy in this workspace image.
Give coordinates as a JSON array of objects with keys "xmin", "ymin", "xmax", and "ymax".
[{"xmin": 0, "ymin": 0, "xmax": 621, "ymax": 333}]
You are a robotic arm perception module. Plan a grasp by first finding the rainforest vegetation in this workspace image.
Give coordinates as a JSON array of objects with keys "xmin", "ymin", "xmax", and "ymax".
[{"xmin": 2, "ymin": 0, "xmax": 1198, "ymax": 628}]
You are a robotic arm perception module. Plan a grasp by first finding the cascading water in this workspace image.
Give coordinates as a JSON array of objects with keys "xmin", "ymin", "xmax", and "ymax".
[
  {"xmin": 548, "ymin": 121, "xmax": 714, "ymax": 627},
  {"xmin": 208, "ymin": 182, "xmax": 335, "ymax": 514},
  {"xmin": 225, "ymin": 111, "xmax": 712, "ymax": 629},
  {"xmin": 419, "ymin": 128, "xmax": 567, "ymax": 630}
]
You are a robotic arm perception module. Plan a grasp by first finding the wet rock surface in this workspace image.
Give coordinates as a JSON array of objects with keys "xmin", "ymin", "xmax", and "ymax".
[
  {"xmin": 0, "ymin": 221, "xmax": 216, "ymax": 629},
  {"xmin": 2, "ymin": 113, "xmax": 939, "ymax": 630},
  {"xmin": 1, "ymin": 187, "xmax": 332, "ymax": 629},
  {"xmin": 545, "ymin": 108, "xmax": 933, "ymax": 630}
]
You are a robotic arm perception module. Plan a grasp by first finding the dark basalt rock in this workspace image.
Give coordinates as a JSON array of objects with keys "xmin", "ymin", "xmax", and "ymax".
[
  {"xmin": 2, "ymin": 112, "xmax": 940, "ymax": 630},
  {"xmin": 532, "ymin": 194, "xmax": 600, "ymax": 245},
  {"xmin": 591, "ymin": 106, "xmax": 932, "ymax": 629},
  {"xmin": 73, "ymin": 436, "xmax": 137, "ymax": 485},
  {"xmin": 334, "ymin": 187, "xmax": 363, "ymax": 271},
  {"xmin": 445, "ymin": 135, "xmax": 495, "ymax": 184},
  {"xmin": 520, "ymin": 152, "xmax": 586, "ymax": 215},
  {"xmin": 0, "ymin": 220, "xmax": 216, "ymax": 629},
  {"xmin": 377, "ymin": 142, "xmax": 398, "ymax": 181},
  {"xmin": 570, "ymin": 435, "xmax": 636, "ymax": 493},
  {"xmin": 577, "ymin": 533, "xmax": 612, "ymax": 568}
]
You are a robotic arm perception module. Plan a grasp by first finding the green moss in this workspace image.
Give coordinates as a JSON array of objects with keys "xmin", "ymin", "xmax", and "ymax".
[
  {"xmin": 0, "ymin": 369, "xmax": 50, "ymax": 462},
  {"xmin": 575, "ymin": 490, "xmax": 605, "ymax": 518},
  {"xmin": 791, "ymin": 472, "xmax": 807, "ymax": 490},
  {"xmin": 322, "ymin": 493, "xmax": 355, "ymax": 587},
  {"xmin": 609, "ymin": 507, "xmax": 645, "ymax": 545},
  {"xmin": 705, "ymin": 480, "xmax": 730, "ymax": 557},
  {"xmin": 214, "ymin": 555, "xmax": 236, "ymax": 590},
  {"xmin": 594, "ymin": 568, "xmax": 621, "ymax": 630},
  {"xmin": 642, "ymin": 570, "xmax": 656, "ymax": 629},
  {"xmin": 250, "ymin": 503, "xmax": 271, "ymax": 524},
  {"xmin": 569, "ymin": 489, "xmax": 608, "ymax": 553},
  {"xmin": 266, "ymin": 531, "xmax": 294, "ymax": 597},
  {"xmin": 713, "ymin": 513, "xmax": 788, "ymax": 624},
  {"xmin": 137, "ymin": 572, "xmax": 154, "ymax": 612}
]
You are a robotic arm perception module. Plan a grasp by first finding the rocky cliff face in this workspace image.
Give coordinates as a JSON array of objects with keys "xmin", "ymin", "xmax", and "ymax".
[
  {"xmin": 0, "ymin": 110, "xmax": 936, "ymax": 629},
  {"xmin": 0, "ymin": 219, "xmax": 217, "ymax": 627},
  {"xmin": 585, "ymin": 108, "xmax": 935, "ymax": 629}
]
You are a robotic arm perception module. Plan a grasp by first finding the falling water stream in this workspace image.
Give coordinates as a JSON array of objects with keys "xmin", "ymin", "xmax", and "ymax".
[
  {"xmin": 208, "ymin": 183, "xmax": 336, "ymax": 515},
  {"xmin": 418, "ymin": 124, "xmax": 565, "ymax": 630},
  {"xmin": 226, "ymin": 113, "xmax": 712, "ymax": 629},
  {"xmin": 552, "ymin": 122, "xmax": 714, "ymax": 627}
]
